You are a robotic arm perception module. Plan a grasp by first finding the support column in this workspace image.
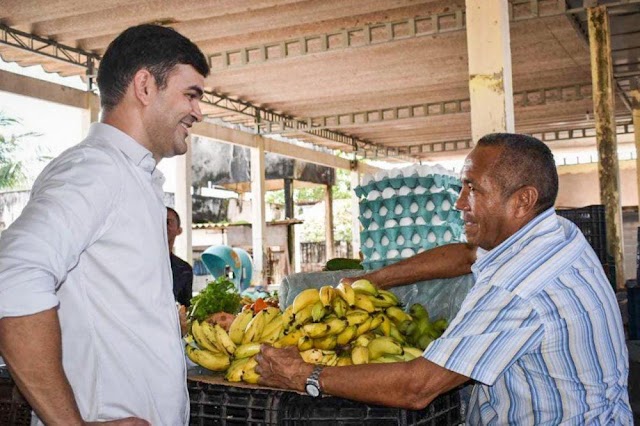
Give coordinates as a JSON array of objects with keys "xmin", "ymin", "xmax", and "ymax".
[
  {"xmin": 251, "ymin": 136, "xmax": 267, "ymax": 285},
  {"xmin": 174, "ymin": 136, "xmax": 193, "ymax": 264},
  {"xmin": 632, "ymin": 80, "xmax": 640, "ymax": 210},
  {"xmin": 350, "ymin": 165, "xmax": 361, "ymax": 259},
  {"xmin": 588, "ymin": 5, "xmax": 625, "ymax": 288},
  {"xmin": 81, "ymin": 93, "xmax": 101, "ymax": 138},
  {"xmin": 324, "ymin": 184, "xmax": 335, "ymax": 261},
  {"xmin": 465, "ymin": 0, "xmax": 515, "ymax": 141},
  {"xmin": 283, "ymin": 178, "xmax": 295, "ymax": 269}
]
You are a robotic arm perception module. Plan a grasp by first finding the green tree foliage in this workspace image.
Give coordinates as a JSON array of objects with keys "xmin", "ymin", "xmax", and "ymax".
[{"xmin": 0, "ymin": 112, "xmax": 43, "ymax": 190}]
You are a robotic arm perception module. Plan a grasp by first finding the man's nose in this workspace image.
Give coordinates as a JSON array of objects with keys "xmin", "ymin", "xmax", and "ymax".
[
  {"xmin": 455, "ymin": 190, "xmax": 467, "ymax": 211},
  {"xmin": 192, "ymin": 101, "xmax": 203, "ymax": 122}
]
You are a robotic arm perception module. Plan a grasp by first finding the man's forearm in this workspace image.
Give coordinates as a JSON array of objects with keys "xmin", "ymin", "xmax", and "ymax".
[
  {"xmin": 353, "ymin": 243, "xmax": 477, "ymax": 289},
  {"xmin": 0, "ymin": 308, "xmax": 84, "ymax": 425}
]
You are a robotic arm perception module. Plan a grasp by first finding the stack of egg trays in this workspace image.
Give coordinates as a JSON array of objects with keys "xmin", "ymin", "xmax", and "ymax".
[
  {"xmin": 357, "ymin": 177, "xmax": 465, "ymax": 271},
  {"xmin": 354, "ymin": 173, "xmax": 462, "ymax": 199}
]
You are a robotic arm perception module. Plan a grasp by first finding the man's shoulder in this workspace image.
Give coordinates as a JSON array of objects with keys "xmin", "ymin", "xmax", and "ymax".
[{"xmin": 170, "ymin": 253, "xmax": 193, "ymax": 271}]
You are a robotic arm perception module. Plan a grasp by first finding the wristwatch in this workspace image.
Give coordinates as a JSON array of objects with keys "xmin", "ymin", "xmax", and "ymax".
[{"xmin": 305, "ymin": 365, "xmax": 324, "ymax": 397}]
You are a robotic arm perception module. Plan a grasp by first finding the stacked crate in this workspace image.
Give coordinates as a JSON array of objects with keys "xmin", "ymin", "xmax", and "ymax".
[{"xmin": 355, "ymin": 165, "xmax": 464, "ymax": 271}]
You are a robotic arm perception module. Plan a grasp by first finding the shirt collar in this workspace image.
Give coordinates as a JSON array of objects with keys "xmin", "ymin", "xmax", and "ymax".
[
  {"xmin": 472, "ymin": 207, "xmax": 558, "ymax": 276},
  {"xmin": 88, "ymin": 123, "xmax": 158, "ymax": 174}
]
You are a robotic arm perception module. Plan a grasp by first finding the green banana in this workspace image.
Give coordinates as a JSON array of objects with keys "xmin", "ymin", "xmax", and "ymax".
[
  {"xmin": 332, "ymin": 296, "xmax": 348, "ymax": 318},
  {"xmin": 311, "ymin": 300, "xmax": 329, "ymax": 322}
]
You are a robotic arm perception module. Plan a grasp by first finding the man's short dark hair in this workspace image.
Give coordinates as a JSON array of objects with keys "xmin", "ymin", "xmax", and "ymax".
[
  {"xmin": 97, "ymin": 24, "xmax": 210, "ymax": 111},
  {"xmin": 167, "ymin": 207, "xmax": 181, "ymax": 228},
  {"xmin": 477, "ymin": 133, "xmax": 558, "ymax": 214}
]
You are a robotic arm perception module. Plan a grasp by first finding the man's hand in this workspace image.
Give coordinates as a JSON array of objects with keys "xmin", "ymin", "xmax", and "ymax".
[
  {"xmin": 177, "ymin": 305, "xmax": 188, "ymax": 336},
  {"xmin": 255, "ymin": 345, "xmax": 314, "ymax": 392}
]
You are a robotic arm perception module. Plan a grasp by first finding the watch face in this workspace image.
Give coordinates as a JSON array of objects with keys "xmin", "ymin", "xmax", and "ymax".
[{"xmin": 306, "ymin": 383, "xmax": 320, "ymax": 397}]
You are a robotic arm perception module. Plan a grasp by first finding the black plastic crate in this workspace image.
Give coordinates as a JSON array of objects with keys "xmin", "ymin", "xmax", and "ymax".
[
  {"xmin": 0, "ymin": 373, "xmax": 32, "ymax": 426},
  {"xmin": 556, "ymin": 205, "xmax": 607, "ymax": 264},
  {"xmin": 280, "ymin": 389, "xmax": 461, "ymax": 426},
  {"xmin": 189, "ymin": 379, "xmax": 285, "ymax": 425}
]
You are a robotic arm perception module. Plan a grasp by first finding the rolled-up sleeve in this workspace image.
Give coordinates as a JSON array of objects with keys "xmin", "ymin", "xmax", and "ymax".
[
  {"xmin": 0, "ymin": 146, "xmax": 121, "ymax": 318},
  {"xmin": 424, "ymin": 283, "xmax": 543, "ymax": 386}
]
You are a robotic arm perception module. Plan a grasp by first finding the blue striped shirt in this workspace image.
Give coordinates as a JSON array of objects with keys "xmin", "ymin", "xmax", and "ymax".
[{"xmin": 424, "ymin": 208, "xmax": 631, "ymax": 425}]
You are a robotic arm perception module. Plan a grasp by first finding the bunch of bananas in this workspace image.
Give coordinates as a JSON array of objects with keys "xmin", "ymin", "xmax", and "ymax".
[
  {"xmin": 404, "ymin": 303, "xmax": 449, "ymax": 350},
  {"xmin": 185, "ymin": 279, "xmax": 448, "ymax": 385}
]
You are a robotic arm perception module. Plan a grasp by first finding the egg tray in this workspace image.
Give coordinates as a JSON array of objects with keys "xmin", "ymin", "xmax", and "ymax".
[{"xmin": 354, "ymin": 174, "xmax": 462, "ymax": 199}]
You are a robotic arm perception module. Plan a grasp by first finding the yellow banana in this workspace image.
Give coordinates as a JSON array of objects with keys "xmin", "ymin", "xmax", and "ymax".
[
  {"xmin": 336, "ymin": 354, "xmax": 353, "ymax": 366},
  {"xmin": 335, "ymin": 281, "xmax": 356, "ymax": 307},
  {"xmin": 402, "ymin": 346, "xmax": 424, "ymax": 360},
  {"xmin": 371, "ymin": 291, "xmax": 398, "ymax": 308},
  {"xmin": 191, "ymin": 320, "xmax": 221, "ymax": 354},
  {"xmin": 234, "ymin": 342, "xmax": 262, "ymax": 359},
  {"xmin": 292, "ymin": 288, "xmax": 321, "ymax": 314},
  {"xmin": 228, "ymin": 309, "xmax": 253, "ymax": 345},
  {"xmin": 367, "ymin": 336, "xmax": 403, "ymax": 360},
  {"xmin": 243, "ymin": 366, "xmax": 261, "ymax": 384},
  {"xmin": 378, "ymin": 289, "xmax": 400, "ymax": 304},
  {"xmin": 354, "ymin": 293, "xmax": 376, "ymax": 313},
  {"xmin": 281, "ymin": 305, "xmax": 295, "ymax": 331},
  {"xmin": 371, "ymin": 354, "xmax": 404, "ymax": 364},
  {"xmin": 302, "ymin": 322, "xmax": 331, "ymax": 339},
  {"xmin": 386, "ymin": 306, "xmax": 412, "ymax": 324},
  {"xmin": 389, "ymin": 322, "xmax": 405, "ymax": 343},
  {"xmin": 354, "ymin": 333, "xmax": 375, "ymax": 347},
  {"xmin": 376, "ymin": 314, "xmax": 392, "ymax": 337},
  {"xmin": 273, "ymin": 328, "xmax": 304, "ymax": 348},
  {"xmin": 311, "ymin": 300, "xmax": 329, "ymax": 322},
  {"xmin": 293, "ymin": 303, "xmax": 314, "ymax": 327},
  {"xmin": 351, "ymin": 279, "xmax": 378, "ymax": 296},
  {"xmin": 325, "ymin": 317, "xmax": 348, "ymax": 336},
  {"xmin": 351, "ymin": 346, "xmax": 370, "ymax": 365},
  {"xmin": 299, "ymin": 348, "xmax": 324, "ymax": 364},
  {"xmin": 369, "ymin": 313, "xmax": 385, "ymax": 331},
  {"xmin": 260, "ymin": 315, "xmax": 284, "ymax": 343},
  {"xmin": 186, "ymin": 346, "xmax": 230, "ymax": 371},
  {"xmin": 320, "ymin": 350, "xmax": 338, "ymax": 366},
  {"xmin": 225, "ymin": 357, "xmax": 251, "ymax": 382},
  {"xmin": 345, "ymin": 309, "xmax": 370, "ymax": 326},
  {"xmin": 336, "ymin": 325, "xmax": 357, "ymax": 345},
  {"xmin": 313, "ymin": 335, "xmax": 337, "ymax": 350},
  {"xmin": 297, "ymin": 335, "xmax": 314, "ymax": 351},
  {"xmin": 355, "ymin": 317, "xmax": 373, "ymax": 336},
  {"xmin": 319, "ymin": 285, "xmax": 336, "ymax": 307},
  {"xmin": 332, "ymin": 296, "xmax": 348, "ymax": 319},
  {"xmin": 242, "ymin": 309, "xmax": 267, "ymax": 345},
  {"xmin": 211, "ymin": 323, "xmax": 237, "ymax": 355}
]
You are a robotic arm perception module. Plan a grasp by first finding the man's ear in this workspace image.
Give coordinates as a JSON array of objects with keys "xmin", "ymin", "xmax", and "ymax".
[
  {"xmin": 513, "ymin": 186, "xmax": 539, "ymax": 218},
  {"xmin": 177, "ymin": 226, "xmax": 183, "ymax": 236},
  {"xmin": 132, "ymin": 69, "xmax": 157, "ymax": 106}
]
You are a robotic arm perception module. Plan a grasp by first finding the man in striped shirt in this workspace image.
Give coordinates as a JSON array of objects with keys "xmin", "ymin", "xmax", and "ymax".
[{"xmin": 257, "ymin": 133, "xmax": 632, "ymax": 424}]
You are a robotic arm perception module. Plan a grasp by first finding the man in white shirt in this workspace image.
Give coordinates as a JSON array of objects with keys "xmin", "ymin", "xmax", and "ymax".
[{"xmin": 0, "ymin": 24, "xmax": 209, "ymax": 425}]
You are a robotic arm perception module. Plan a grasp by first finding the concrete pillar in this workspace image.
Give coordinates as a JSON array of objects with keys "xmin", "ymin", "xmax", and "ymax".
[
  {"xmin": 251, "ymin": 135, "xmax": 267, "ymax": 285},
  {"xmin": 587, "ymin": 5, "xmax": 625, "ymax": 288},
  {"xmin": 632, "ymin": 81, "xmax": 640, "ymax": 213},
  {"xmin": 284, "ymin": 177, "xmax": 295, "ymax": 269},
  {"xmin": 174, "ymin": 136, "xmax": 193, "ymax": 264},
  {"xmin": 465, "ymin": 0, "xmax": 515, "ymax": 141},
  {"xmin": 350, "ymin": 167, "xmax": 361, "ymax": 259},
  {"xmin": 324, "ymin": 184, "xmax": 335, "ymax": 260},
  {"xmin": 81, "ymin": 93, "xmax": 101, "ymax": 138}
]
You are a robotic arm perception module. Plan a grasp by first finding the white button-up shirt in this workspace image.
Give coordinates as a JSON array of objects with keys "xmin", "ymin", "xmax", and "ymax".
[{"xmin": 0, "ymin": 123, "xmax": 188, "ymax": 425}]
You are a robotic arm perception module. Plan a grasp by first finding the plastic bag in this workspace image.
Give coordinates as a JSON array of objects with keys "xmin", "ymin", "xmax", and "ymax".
[{"xmin": 279, "ymin": 270, "xmax": 474, "ymax": 322}]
